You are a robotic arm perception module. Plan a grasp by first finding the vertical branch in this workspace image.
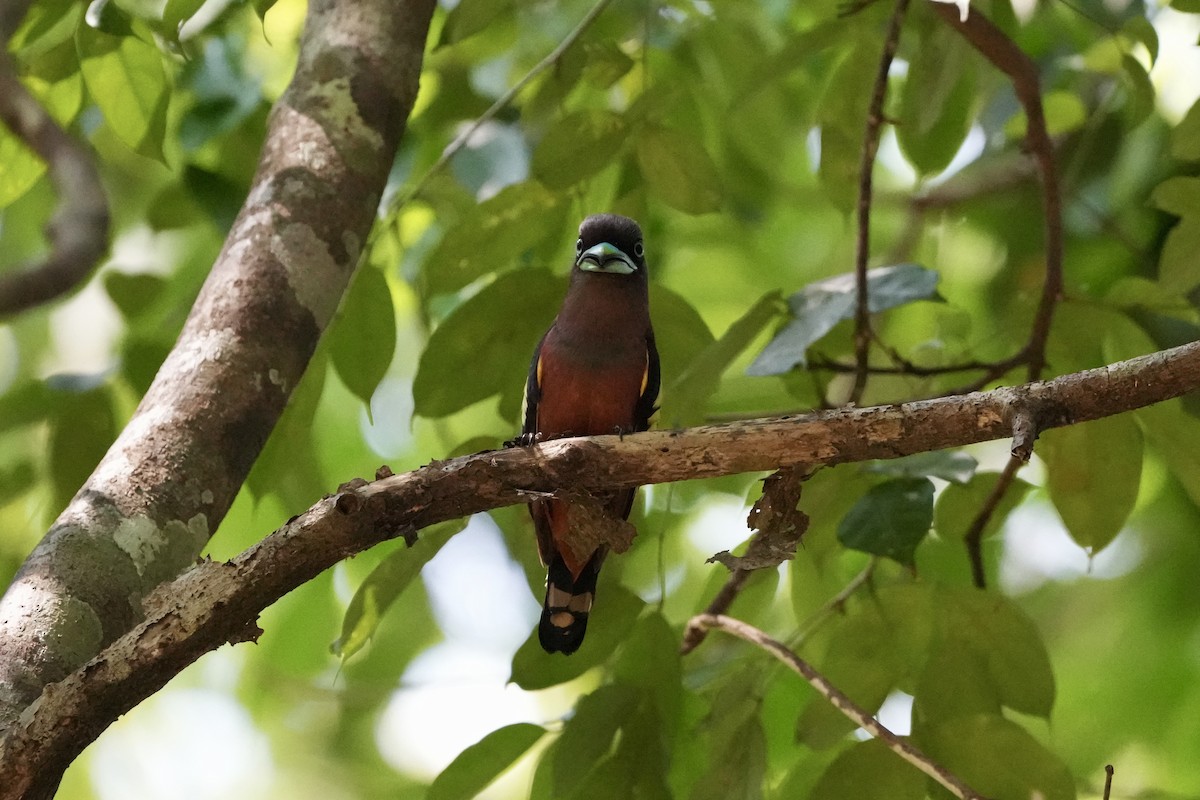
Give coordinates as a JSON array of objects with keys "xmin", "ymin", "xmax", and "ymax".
[{"xmin": 849, "ymin": 0, "xmax": 911, "ymax": 406}]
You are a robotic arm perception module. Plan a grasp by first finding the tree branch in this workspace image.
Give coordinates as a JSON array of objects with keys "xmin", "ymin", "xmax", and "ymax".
[
  {"xmin": 850, "ymin": 0, "xmax": 911, "ymax": 405},
  {"xmin": 688, "ymin": 614, "xmax": 987, "ymax": 800},
  {"xmin": 0, "ymin": 0, "xmax": 109, "ymax": 317},
  {"xmin": 2, "ymin": 340, "xmax": 1199, "ymax": 794},
  {"xmin": 0, "ymin": 0, "xmax": 436, "ymax": 750}
]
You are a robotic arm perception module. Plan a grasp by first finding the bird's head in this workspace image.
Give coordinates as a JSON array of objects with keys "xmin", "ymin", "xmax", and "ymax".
[{"xmin": 573, "ymin": 214, "xmax": 646, "ymax": 278}]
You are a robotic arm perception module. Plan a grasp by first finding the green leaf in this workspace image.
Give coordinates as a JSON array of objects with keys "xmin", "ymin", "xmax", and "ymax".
[
  {"xmin": 413, "ymin": 268, "xmax": 564, "ymax": 420},
  {"xmin": 665, "ymin": 291, "xmax": 783, "ymax": 425},
  {"xmin": 0, "ymin": 47, "xmax": 84, "ymax": 207},
  {"xmin": 1120, "ymin": 54, "xmax": 1155, "ymax": 123},
  {"xmin": 689, "ymin": 708, "xmax": 766, "ymax": 800},
  {"xmin": 914, "ymin": 640, "xmax": 1002, "ymax": 726},
  {"xmin": 1150, "ymin": 176, "xmax": 1200, "ymax": 217},
  {"xmin": 897, "ymin": 23, "xmax": 975, "ymax": 175},
  {"xmin": 1005, "ymin": 90, "xmax": 1086, "ymax": 139},
  {"xmin": 1121, "ymin": 16, "xmax": 1159, "ymax": 66},
  {"xmin": 0, "ymin": 461, "xmax": 37, "ymax": 504},
  {"xmin": 810, "ymin": 738, "xmax": 925, "ymax": 800},
  {"xmin": 331, "ymin": 519, "xmax": 465, "ymax": 659},
  {"xmin": 747, "ymin": 264, "xmax": 940, "ymax": 375},
  {"xmin": 48, "ymin": 384, "xmax": 117, "ymax": 513},
  {"xmin": 442, "ymin": 0, "xmax": 514, "ymax": 43},
  {"xmin": 1172, "ymin": 96, "xmax": 1200, "ymax": 161},
  {"xmin": 935, "ymin": 587, "xmax": 1055, "ymax": 718},
  {"xmin": 161, "ymin": 0, "xmax": 205, "ymax": 39},
  {"xmin": 77, "ymin": 24, "xmax": 170, "ymax": 162},
  {"xmin": 837, "ymin": 478, "xmax": 934, "ymax": 567},
  {"xmin": 553, "ymin": 684, "xmax": 639, "ymax": 798},
  {"xmin": 1042, "ymin": 413, "xmax": 1142, "ymax": 553},
  {"xmin": 864, "ymin": 449, "xmax": 977, "ymax": 484},
  {"xmin": 428, "ymin": 723, "xmax": 545, "ymax": 800},
  {"xmin": 934, "ymin": 471, "xmax": 1031, "ymax": 541},
  {"xmin": 423, "ymin": 182, "xmax": 562, "ymax": 297},
  {"xmin": 329, "ymin": 265, "xmax": 396, "ymax": 417},
  {"xmin": 104, "ymin": 271, "xmax": 166, "ymax": 320},
  {"xmin": 1158, "ymin": 218, "xmax": 1200, "ymax": 294},
  {"xmin": 922, "ymin": 714, "xmax": 1076, "ymax": 800},
  {"xmin": 510, "ymin": 583, "xmax": 644, "ymax": 690},
  {"xmin": 635, "ymin": 124, "xmax": 722, "ymax": 215},
  {"xmin": 532, "ymin": 109, "xmax": 627, "ymax": 190},
  {"xmin": 613, "ymin": 612, "xmax": 682, "ymax": 733}
]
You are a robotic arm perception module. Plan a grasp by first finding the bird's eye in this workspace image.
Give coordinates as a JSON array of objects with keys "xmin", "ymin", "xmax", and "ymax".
[
  {"xmin": 633, "ymin": 241, "xmax": 645, "ymax": 259},
  {"xmin": 576, "ymin": 238, "xmax": 584, "ymax": 253}
]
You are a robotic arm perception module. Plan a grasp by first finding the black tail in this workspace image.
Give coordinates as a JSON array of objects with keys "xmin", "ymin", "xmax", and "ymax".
[{"xmin": 539, "ymin": 553, "xmax": 601, "ymax": 655}]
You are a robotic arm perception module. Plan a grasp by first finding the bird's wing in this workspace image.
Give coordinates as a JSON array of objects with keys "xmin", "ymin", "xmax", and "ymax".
[
  {"xmin": 634, "ymin": 329, "xmax": 661, "ymax": 432},
  {"xmin": 520, "ymin": 330, "xmax": 548, "ymax": 440}
]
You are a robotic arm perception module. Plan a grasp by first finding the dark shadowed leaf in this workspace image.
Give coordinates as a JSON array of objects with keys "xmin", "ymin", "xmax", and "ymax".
[
  {"xmin": 428, "ymin": 723, "xmax": 545, "ymax": 800},
  {"xmin": 332, "ymin": 519, "xmax": 465, "ymax": 660},
  {"xmin": 104, "ymin": 271, "xmax": 166, "ymax": 320},
  {"xmin": 553, "ymin": 684, "xmax": 639, "ymax": 798},
  {"xmin": 837, "ymin": 478, "xmax": 934, "ymax": 566},
  {"xmin": 48, "ymin": 384, "xmax": 117, "ymax": 513},
  {"xmin": 329, "ymin": 265, "xmax": 396, "ymax": 416},
  {"xmin": 898, "ymin": 22, "xmax": 975, "ymax": 176},
  {"xmin": 747, "ymin": 264, "xmax": 940, "ymax": 375}
]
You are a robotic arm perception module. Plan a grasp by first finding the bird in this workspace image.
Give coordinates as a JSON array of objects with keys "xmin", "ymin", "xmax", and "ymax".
[{"xmin": 518, "ymin": 213, "xmax": 659, "ymax": 655}]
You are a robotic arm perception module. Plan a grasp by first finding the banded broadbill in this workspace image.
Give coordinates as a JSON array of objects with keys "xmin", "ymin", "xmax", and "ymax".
[{"xmin": 520, "ymin": 214, "xmax": 660, "ymax": 654}]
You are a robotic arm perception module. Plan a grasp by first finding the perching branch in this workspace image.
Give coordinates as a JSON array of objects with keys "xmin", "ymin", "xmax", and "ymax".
[
  {"xmin": 0, "ymin": 0, "xmax": 109, "ymax": 317},
  {"xmin": 688, "ymin": 614, "xmax": 988, "ymax": 800},
  {"xmin": 849, "ymin": 0, "xmax": 911, "ymax": 405},
  {"xmin": 2, "ymin": 340, "xmax": 1200, "ymax": 796}
]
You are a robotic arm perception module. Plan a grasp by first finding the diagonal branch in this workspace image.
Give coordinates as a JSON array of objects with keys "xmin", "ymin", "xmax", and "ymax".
[
  {"xmin": 689, "ymin": 614, "xmax": 987, "ymax": 800},
  {"xmin": 0, "ymin": 0, "xmax": 437, "ymax": 756},
  {"xmin": 0, "ymin": 2, "xmax": 109, "ymax": 317},
  {"xmin": 2, "ymin": 339, "xmax": 1199, "ymax": 795},
  {"xmin": 850, "ymin": 0, "xmax": 911, "ymax": 405}
]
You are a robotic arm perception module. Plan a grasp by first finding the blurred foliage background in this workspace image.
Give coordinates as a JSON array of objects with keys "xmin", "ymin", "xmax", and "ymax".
[{"xmin": 3, "ymin": 0, "xmax": 1200, "ymax": 797}]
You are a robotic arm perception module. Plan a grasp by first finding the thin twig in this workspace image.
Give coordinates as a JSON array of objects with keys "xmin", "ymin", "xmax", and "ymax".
[
  {"xmin": 0, "ymin": 51, "xmax": 109, "ymax": 317},
  {"xmin": 382, "ymin": 0, "xmax": 615, "ymax": 217},
  {"xmin": 964, "ymin": 454, "xmax": 1023, "ymax": 589},
  {"xmin": 931, "ymin": 3, "xmax": 1064, "ymax": 385},
  {"xmin": 849, "ymin": 0, "xmax": 911, "ymax": 405},
  {"xmin": 691, "ymin": 614, "xmax": 988, "ymax": 800},
  {"xmin": 1103, "ymin": 764, "xmax": 1114, "ymax": 800}
]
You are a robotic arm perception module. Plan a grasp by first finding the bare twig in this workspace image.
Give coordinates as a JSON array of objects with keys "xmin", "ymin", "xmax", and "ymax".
[
  {"xmin": 690, "ymin": 614, "xmax": 988, "ymax": 800},
  {"xmin": 0, "ymin": 52, "xmax": 109, "ymax": 317},
  {"xmin": 383, "ymin": 0, "xmax": 615, "ymax": 215},
  {"xmin": 850, "ymin": 0, "xmax": 911, "ymax": 405},
  {"xmin": 931, "ymin": 2, "xmax": 1064, "ymax": 386},
  {"xmin": 1103, "ymin": 764, "xmax": 1114, "ymax": 800},
  {"xmin": 964, "ymin": 454, "xmax": 1023, "ymax": 589}
]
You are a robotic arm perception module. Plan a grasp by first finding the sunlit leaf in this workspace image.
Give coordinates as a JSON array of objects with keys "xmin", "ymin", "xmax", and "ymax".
[
  {"xmin": 635, "ymin": 124, "xmax": 722, "ymax": 215},
  {"xmin": 77, "ymin": 24, "xmax": 170, "ymax": 162},
  {"xmin": 1172, "ymin": 96, "xmax": 1200, "ymax": 161},
  {"xmin": 161, "ymin": 0, "xmax": 205, "ymax": 40},
  {"xmin": 332, "ymin": 519, "xmax": 465, "ymax": 659},
  {"xmin": 1042, "ymin": 413, "xmax": 1142, "ymax": 553},
  {"xmin": 329, "ymin": 265, "xmax": 396, "ymax": 416},
  {"xmin": 1150, "ymin": 176, "xmax": 1200, "ymax": 217},
  {"xmin": 747, "ymin": 264, "xmax": 940, "ymax": 375},
  {"xmin": 429, "ymin": 723, "xmax": 545, "ymax": 800},
  {"xmin": 837, "ymin": 478, "xmax": 934, "ymax": 566},
  {"xmin": 1158, "ymin": 218, "xmax": 1200, "ymax": 294},
  {"xmin": 1005, "ymin": 90, "xmax": 1086, "ymax": 138}
]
